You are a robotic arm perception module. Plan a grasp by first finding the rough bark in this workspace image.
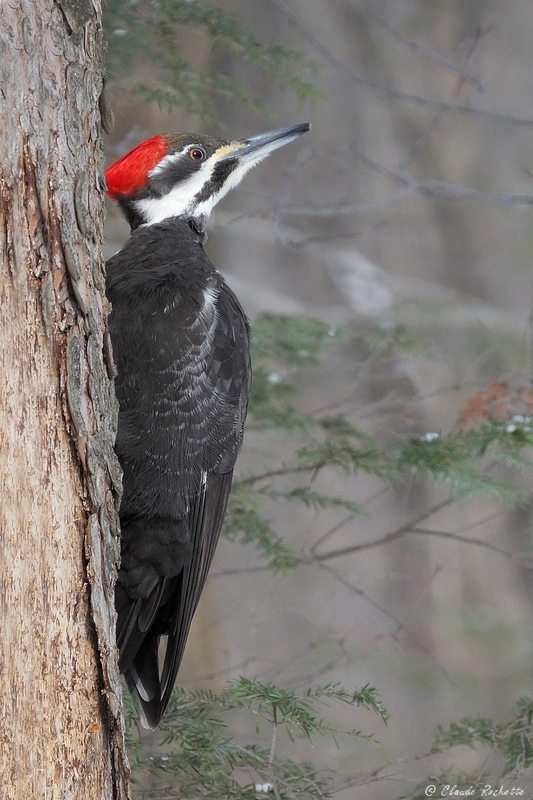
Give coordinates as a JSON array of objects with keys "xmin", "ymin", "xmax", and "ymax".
[{"xmin": 0, "ymin": 1, "xmax": 128, "ymax": 797}]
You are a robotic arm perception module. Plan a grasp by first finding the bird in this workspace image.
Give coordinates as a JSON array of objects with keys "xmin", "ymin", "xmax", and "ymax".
[{"xmin": 105, "ymin": 122, "xmax": 310, "ymax": 728}]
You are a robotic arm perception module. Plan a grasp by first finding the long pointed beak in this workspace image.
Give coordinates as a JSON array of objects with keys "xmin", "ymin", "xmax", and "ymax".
[{"xmin": 220, "ymin": 123, "xmax": 311, "ymax": 163}]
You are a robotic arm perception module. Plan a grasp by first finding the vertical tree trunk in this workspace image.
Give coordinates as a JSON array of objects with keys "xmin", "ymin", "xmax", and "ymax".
[{"xmin": 0, "ymin": 2, "xmax": 128, "ymax": 797}]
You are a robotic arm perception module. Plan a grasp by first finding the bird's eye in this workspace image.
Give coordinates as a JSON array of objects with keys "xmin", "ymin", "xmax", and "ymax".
[{"xmin": 189, "ymin": 147, "xmax": 206, "ymax": 161}]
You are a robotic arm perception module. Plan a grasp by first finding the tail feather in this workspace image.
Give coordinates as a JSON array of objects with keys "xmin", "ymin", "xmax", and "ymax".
[
  {"xmin": 117, "ymin": 471, "xmax": 233, "ymax": 730},
  {"xmin": 124, "ymin": 634, "xmax": 163, "ymax": 729}
]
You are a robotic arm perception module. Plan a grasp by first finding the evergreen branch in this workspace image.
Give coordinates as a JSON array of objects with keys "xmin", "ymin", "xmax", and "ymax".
[
  {"xmin": 393, "ymin": 426, "xmax": 533, "ymax": 504},
  {"xmin": 127, "ymin": 679, "xmax": 387, "ymax": 799},
  {"xmin": 104, "ymin": 0, "xmax": 323, "ymax": 121},
  {"xmin": 434, "ymin": 716, "xmax": 499, "ymax": 749},
  {"xmin": 260, "ymin": 486, "xmax": 362, "ymax": 516},
  {"xmin": 223, "ymin": 484, "xmax": 297, "ymax": 570},
  {"xmin": 296, "ymin": 438, "xmax": 391, "ymax": 480},
  {"xmin": 433, "ymin": 696, "xmax": 533, "ymax": 775},
  {"xmin": 134, "ymin": 73, "xmax": 268, "ymax": 120},
  {"xmin": 301, "ymin": 683, "xmax": 390, "ymax": 724},
  {"xmin": 158, "ymin": 0, "xmax": 323, "ymax": 100},
  {"xmin": 252, "ymin": 316, "xmax": 348, "ymax": 367},
  {"xmin": 401, "ymin": 698, "xmax": 533, "ymax": 799}
]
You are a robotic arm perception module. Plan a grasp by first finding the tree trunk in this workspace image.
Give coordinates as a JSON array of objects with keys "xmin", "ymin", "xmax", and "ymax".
[{"xmin": 0, "ymin": 2, "xmax": 128, "ymax": 797}]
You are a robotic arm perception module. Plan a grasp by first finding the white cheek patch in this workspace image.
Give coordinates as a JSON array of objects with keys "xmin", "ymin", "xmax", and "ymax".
[
  {"xmin": 135, "ymin": 149, "xmax": 220, "ymax": 225},
  {"xmin": 193, "ymin": 153, "xmax": 267, "ymax": 219},
  {"xmin": 134, "ymin": 146, "xmax": 267, "ymax": 225}
]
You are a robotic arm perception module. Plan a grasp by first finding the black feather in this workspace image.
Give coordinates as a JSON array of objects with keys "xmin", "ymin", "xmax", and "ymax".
[{"xmin": 107, "ymin": 217, "xmax": 251, "ymax": 729}]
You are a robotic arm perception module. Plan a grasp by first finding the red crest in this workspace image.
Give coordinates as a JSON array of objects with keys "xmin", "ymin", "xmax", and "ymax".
[{"xmin": 105, "ymin": 136, "xmax": 169, "ymax": 198}]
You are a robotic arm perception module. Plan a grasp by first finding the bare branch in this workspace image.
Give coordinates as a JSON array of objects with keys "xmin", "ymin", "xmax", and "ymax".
[
  {"xmin": 214, "ymin": 494, "xmax": 533, "ymax": 579},
  {"xmin": 281, "ymin": 180, "xmax": 533, "ymax": 221},
  {"xmin": 268, "ymin": 0, "xmax": 533, "ymax": 127},
  {"xmin": 398, "ymin": 25, "xmax": 487, "ymax": 171},
  {"xmin": 240, "ymin": 464, "xmax": 318, "ymax": 486},
  {"xmin": 409, "ymin": 526, "xmax": 515, "ymax": 561},
  {"xmin": 369, "ymin": 13, "xmax": 485, "ymax": 92}
]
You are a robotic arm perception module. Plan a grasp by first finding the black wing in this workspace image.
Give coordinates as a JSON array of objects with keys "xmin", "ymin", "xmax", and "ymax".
[
  {"xmin": 119, "ymin": 471, "xmax": 234, "ymax": 728},
  {"xmin": 111, "ymin": 259, "xmax": 251, "ymax": 729}
]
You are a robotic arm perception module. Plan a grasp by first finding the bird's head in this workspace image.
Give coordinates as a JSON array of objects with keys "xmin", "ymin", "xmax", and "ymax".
[{"xmin": 105, "ymin": 123, "xmax": 310, "ymax": 230}]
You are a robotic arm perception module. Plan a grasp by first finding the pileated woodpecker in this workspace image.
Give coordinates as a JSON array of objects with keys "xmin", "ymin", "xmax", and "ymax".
[{"xmin": 105, "ymin": 123, "xmax": 310, "ymax": 728}]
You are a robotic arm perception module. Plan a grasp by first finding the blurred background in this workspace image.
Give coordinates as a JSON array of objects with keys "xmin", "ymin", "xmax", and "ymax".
[{"xmin": 104, "ymin": 1, "xmax": 533, "ymax": 796}]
